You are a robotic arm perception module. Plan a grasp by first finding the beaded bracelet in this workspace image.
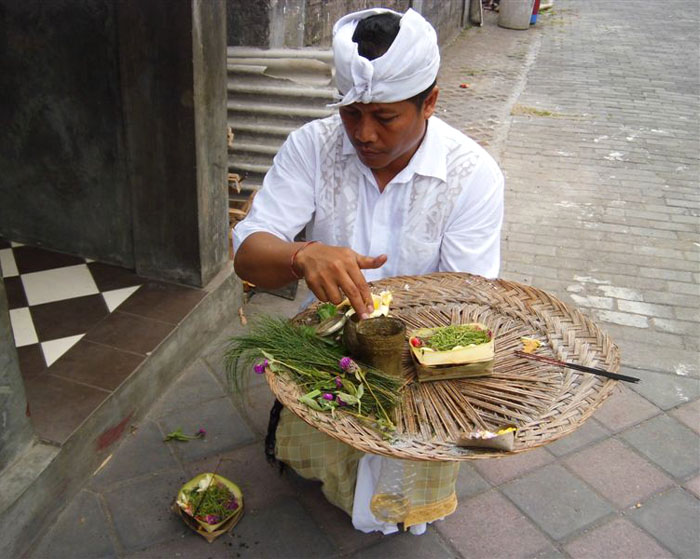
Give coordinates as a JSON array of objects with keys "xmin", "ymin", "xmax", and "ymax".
[{"xmin": 290, "ymin": 240, "xmax": 319, "ymax": 279}]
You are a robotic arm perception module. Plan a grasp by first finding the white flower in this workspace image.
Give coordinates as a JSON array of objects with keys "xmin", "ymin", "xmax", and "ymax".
[{"xmin": 196, "ymin": 474, "xmax": 214, "ymax": 492}]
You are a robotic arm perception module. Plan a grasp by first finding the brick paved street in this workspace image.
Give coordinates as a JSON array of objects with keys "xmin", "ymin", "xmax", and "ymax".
[{"xmin": 27, "ymin": 1, "xmax": 698, "ymax": 557}]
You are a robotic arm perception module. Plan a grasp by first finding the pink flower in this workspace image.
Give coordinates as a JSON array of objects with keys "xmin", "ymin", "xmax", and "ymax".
[
  {"xmin": 205, "ymin": 514, "xmax": 220, "ymax": 524},
  {"xmin": 196, "ymin": 428, "xmax": 206, "ymax": 438},
  {"xmin": 334, "ymin": 376, "xmax": 343, "ymax": 388},
  {"xmin": 322, "ymin": 393, "xmax": 334, "ymax": 401},
  {"xmin": 253, "ymin": 359, "xmax": 269, "ymax": 374}
]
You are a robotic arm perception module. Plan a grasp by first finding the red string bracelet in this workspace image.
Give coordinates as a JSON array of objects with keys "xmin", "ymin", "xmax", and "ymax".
[{"xmin": 290, "ymin": 240, "xmax": 319, "ymax": 279}]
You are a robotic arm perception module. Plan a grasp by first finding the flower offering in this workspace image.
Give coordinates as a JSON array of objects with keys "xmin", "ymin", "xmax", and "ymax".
[
  {"xmin": 175, "ymin": 473, "xmax": 244, "ymax": 542},
  {"xmin": 409, "ymin": 323, "xmax": 495, "ymax": 381}
]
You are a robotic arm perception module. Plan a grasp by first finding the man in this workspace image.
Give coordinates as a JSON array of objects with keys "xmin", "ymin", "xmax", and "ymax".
[{"xmin": 233, "ymin": 8, "xmax": 503, "ymax": 534}]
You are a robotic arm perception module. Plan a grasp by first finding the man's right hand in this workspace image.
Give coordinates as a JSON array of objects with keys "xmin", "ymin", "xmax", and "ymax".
[{"xmin": 294, "ymin": 242, "xmax": 387, "ymax": 319}]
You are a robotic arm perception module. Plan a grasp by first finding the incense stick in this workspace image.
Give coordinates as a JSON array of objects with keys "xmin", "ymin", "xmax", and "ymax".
[{"xmin": 514, "ymin": 351, "xmax": 639, "ymax": 383}]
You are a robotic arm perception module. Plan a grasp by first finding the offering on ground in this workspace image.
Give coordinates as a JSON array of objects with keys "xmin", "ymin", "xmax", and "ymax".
[{"xmin": 175, "ymin": 473, "xmax": 244, "ymax": 542}]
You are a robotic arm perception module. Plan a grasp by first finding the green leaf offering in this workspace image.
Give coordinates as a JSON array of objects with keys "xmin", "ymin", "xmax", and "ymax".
[
  {"xmin": 424, "ymin": 324, "xmax": 492, "ymax": 351},
  {"xmin": 317, "ymin": 303, "xmax": 338, "ymax": 321}
]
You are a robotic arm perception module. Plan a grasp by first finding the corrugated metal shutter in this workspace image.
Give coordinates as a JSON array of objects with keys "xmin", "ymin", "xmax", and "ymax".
[{"xmin": 227, "ymin": 47, "xmax": 336, "ymax": 196}]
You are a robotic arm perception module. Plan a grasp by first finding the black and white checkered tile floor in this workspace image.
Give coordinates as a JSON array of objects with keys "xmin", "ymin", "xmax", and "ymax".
[
  {"xmin": 1, "ymin": 237, "xmax": 206, "ymax": 444},
  {"xmin": 1, "ymin": 239, "xmax": 142, "ymax": 368}
]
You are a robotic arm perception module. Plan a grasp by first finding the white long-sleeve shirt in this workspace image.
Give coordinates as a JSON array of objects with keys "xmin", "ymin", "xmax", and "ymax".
[
  {"xmin": 233, "ymin": 114, "xmax": 504, "ymax": 280},
  {"xmin": 234, "ymin": 114, "xmax": 505, "ymax": 534}
]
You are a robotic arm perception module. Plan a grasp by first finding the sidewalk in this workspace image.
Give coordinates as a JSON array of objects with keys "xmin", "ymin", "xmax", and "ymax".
[{"xmin": 28, "ymin": 1, "xmax": 699, "ymax": 557}]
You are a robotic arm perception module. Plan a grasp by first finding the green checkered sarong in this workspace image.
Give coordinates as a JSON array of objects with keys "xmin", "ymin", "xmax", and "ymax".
[{"xmin": 275, "ymin": 408, "xmax": 459, "ymax": 526}]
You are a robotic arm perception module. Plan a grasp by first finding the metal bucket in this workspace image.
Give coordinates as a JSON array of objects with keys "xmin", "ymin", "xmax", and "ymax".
[{"xmin": 498, "ymin": 0, "xmax": 536, "ymax": 30}]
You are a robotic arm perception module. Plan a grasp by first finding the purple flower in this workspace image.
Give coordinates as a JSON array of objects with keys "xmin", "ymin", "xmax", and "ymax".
[
  {"xmin": 339, "ymin": 357, "xmax": 360, "ymax": 375},
  {"xmin": 205, "ymin": 514, "xmax": 220, "ymax": 524},
  {"xmin": 253, "ymin": 359, "xmax": 269, "ymax": 374},
  {"xmin": 226, "ymin": 499, "xmax": 239, "ymax": 510},
  {"xmin": 322, "ymin": 393, "xmax": 334, "ymax": 401},
  {"xmin": 337, "ymin": 396, "xmax": 347, "ymax": 407},
  {"xmin": 334, "ymin": 376, "xmax": 343, "ymax": 388},
  {"xmin": 196, "ymin": 428, "xmax": 206, "ymax": 438}
]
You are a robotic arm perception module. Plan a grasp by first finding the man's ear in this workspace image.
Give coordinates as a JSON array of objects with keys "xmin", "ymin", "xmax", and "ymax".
[{"xmin": 422, "ymin": 86, "xmax": 440, "ymax": 119}]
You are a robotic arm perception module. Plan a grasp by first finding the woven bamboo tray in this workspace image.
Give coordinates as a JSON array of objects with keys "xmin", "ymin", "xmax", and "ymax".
[{"xmin": 265, "ymin": 273, "xmax": 620, "ymax": 461}]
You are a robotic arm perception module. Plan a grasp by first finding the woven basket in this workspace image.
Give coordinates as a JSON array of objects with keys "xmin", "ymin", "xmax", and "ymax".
[{"xmin": 266, "ymin": 273, "xmax": 620, "ymax": 461}]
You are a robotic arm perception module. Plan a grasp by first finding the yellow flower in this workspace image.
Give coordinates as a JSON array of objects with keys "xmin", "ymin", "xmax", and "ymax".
[
  {"xmin": 520, "ymin": 337, "xmax": 542, "ymax": 354},
  {"xmin": 370, "ymin": 290, "xmax": 393, "ymax": 317}
]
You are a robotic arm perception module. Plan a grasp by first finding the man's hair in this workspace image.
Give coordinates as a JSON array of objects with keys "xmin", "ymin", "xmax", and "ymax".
[
  {"xmin": 352, "ymin": 13, "xmax": 401, "ymax": 60},
  {"xmin": 351, "ymin": 13, "xmax": 436, "ymax": 109}
]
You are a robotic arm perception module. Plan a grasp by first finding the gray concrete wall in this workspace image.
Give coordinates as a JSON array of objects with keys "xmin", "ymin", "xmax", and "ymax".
[
  {"xmin": 0, "ymin": 0, "xmax": 133, "ymax": 267},
  {"xmin": 303, "ymin": 0, "xmax": 410, "ymax": 47},
  {"xmin": 118, "ymin": 0, "xmax": 228, "ymax": 287},
  {"xmin": 193, "ymin": 0, "xmax": 230, "ymax": 285},
  {"xmin": 118, "ymin": 0, "xmax": 199, "ymax": 285},
  {"xmin": 415, "ymin": 0, "xmax": 467, "ymax": 46},
  {"xmin": 226, "ymin": 0, "xmax": 465, "ymax": 49},
  {"xmin": 1, "ymin": 0, "xmax": 228, "ymax": 287},
  {"xmin": 227, "ymin": 0, "xmax": 270, "ymax": 46},
  {"xmin": 270, "ymin": 0, "xmax": 306, "ymax": 48},
  {"xmin": 0, "ymin": 279, "xmax": 34, "ymax": 470}
]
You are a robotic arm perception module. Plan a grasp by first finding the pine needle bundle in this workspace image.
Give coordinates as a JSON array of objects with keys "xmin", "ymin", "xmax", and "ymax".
[{"xmin": 224, "ymin": 316, "xmax": 401, "ymax": 431}]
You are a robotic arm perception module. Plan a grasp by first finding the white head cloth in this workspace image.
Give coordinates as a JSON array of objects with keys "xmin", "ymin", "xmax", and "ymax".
[{"xmin": 330, "ymin": 8, "xmax": 439, "ymax": 107}]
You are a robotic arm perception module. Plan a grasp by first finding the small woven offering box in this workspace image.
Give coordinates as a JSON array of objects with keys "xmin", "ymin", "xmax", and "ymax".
[
  {"xmin": 174, "ymin": 473, "xmax": 244, "ymax": 543},
  {"xmin": 409, "ymin": 323, "xmax": 495, "ymax": 381},
  {"xmin": 268, "ymin": 273, "xmax": 620, "ymax": 461}
]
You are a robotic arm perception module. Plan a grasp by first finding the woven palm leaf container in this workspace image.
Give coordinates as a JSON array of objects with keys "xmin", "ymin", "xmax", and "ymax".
[{"xmin": 409, "ymin": 323, "xmax": 495, "ymax": 381}]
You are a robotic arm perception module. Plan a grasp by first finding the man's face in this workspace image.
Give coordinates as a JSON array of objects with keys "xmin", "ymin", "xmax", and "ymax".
[{"xmin": 339, "ymin": 89, "xmax": 438, "ymax": 176}]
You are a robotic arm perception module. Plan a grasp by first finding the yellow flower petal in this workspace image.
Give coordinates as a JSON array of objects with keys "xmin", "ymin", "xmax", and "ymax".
[{"xmin": 520, "ymin": 337, "xmax": 542, "ymax": 354}]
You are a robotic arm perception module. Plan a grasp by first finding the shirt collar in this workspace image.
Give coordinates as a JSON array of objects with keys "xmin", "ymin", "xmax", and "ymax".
[
  {"xmin": 406, "ymin": 116, "xmax": 447, "ymax": 183},
  {"xmin": 341, "ymin": 116, "xmax": 447, "ymax": 184}
]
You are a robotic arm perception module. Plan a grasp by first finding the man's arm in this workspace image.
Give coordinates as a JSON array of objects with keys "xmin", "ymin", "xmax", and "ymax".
[
  {"xmin": 234, "ymin": 232, "xmax": 386, "ymax": 319},
  {"xmin": 233, "ymin": 232, "xmax": 304, "ymax": 287},
  {"xmin": 232, "ymin": 120, "xmax": 387, "ymax": 317}
]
